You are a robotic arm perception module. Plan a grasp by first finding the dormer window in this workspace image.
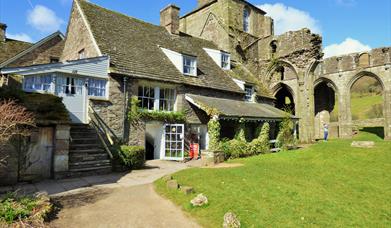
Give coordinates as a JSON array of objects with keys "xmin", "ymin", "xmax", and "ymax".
[
  {"xmin": 203, "ymin": 48, "xmax": 231, "ymax": 70},
  {"xmin": 221, "ymin": 52, "xmax": 230, "ymax": 70},
  {"xmin": 243, "ymin": 8, "xmax": 250, "ymax": 32},
  {"xmin": 244, "ymin": 85, "xmax": 254, "ymax": 102},
  {"xmin": 183, "ymin": 55, "xmax": 197, "ymax": 76}
]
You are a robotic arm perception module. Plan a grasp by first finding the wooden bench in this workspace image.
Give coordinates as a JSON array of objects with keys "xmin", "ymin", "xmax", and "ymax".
[{"xmin": 269, "ymin": 139, "xmax": 281, "ymax": 153}]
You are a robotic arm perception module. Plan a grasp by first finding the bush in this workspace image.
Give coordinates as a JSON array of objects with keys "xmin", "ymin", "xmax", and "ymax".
[
  {"xmin": 0, "ymin": 192, "xmax": 52, "ymax": 226},
  {"xmin": 118, "ymin": 145, "xmax": 145, "ymax": 169},
  {"xmin": 208, "ymin": 118, "xmax": 221, "ymax": 151},
  {"xmin": 276, "ymin": 112, "xmax": 297, "ymax": 150},
  {"xmin": 248, "ymin": 123, "xmax": 270, "ymax": 155}
]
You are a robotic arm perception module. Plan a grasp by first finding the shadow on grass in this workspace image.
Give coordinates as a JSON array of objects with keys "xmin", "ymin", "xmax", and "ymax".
[{"xmin": 359, "ymin": 127, "xmax": 384, "ymax": 139}]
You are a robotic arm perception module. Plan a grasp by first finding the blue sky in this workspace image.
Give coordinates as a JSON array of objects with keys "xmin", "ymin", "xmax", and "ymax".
[{"xmin": 0, "ymin": 0, "xmax": 390, "ymax": 57}]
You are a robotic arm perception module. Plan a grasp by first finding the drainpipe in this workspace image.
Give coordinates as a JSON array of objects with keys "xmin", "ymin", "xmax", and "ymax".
[{"xmin": 123, "ymin": 76, "xmax": 129, "ymax": 143}]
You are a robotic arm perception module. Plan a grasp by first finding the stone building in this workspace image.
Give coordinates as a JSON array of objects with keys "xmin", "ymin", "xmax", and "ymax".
[{"xmin": 180, "ymin": 0, "xmax": 390, "ymax": 141}]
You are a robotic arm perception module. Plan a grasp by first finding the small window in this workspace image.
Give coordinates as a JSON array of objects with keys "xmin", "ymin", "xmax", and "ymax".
[
  {"xmin": 50, "ymin": 57, "xmax": 59, "ymax": 63},
  {"xmin": 24, "ymin": 75, "xmax": 52, "ymax": 92},
  {"xmin": 244, "ymin": 85, "xmax": 254, "ymax": 101},
  {"xmin": 159, "ymin": 88, "xmax": 175, "ymax": 111},
  {"xmin": 78, "ymin": 49, "xmax": 86, "ymax": 59},
  {"xmin": 221, "ymin": 52, "xmax": 230, "ymax": 70},
  {"xmin": 270, "ymin": 41, "xmax": 277, "ymax": 55},
  {"xmin": 88, "ymin": 78, "xmax": 107, "ymax": 97},
  {"xmin": 243, "ymin": 8, "xmax": 250, "ymax": 32},
  {"xmin": 183, "ymin": 55, "xmax": 197, "ymax": 76},
  {"xmin": 138, "ymin": 86, "xmax": 155, "ymax": 110}
]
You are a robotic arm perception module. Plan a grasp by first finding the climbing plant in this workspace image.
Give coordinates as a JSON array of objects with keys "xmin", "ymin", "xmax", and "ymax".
[
  {"xmin": 128, "ymin": 96, "xmax": 186, "ymax": 124},
  {"xmin": 207, "ymin": 117, "xmax": 221, "ymax": 152},
  {"xmin": 276, "ymin": 109, "xmax": 297, "ymax": 150}
]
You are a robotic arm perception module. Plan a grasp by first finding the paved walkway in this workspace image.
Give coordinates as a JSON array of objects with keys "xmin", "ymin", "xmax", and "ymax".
[{"xmin": 0, "ymin": 160, "xmax": 192, "ymax": 196}]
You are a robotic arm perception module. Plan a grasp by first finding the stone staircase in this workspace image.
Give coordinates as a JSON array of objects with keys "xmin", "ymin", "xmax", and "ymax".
[{"xmin": 68, "ymin": 124, "xmax": 112, "ymax": 177}]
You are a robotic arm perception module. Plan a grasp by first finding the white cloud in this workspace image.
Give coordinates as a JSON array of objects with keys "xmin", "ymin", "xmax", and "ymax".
[
  {"xmin": 6, "ymin": 33, "xmax": 34, "ymax": 43},
  {"xmin": 257, "ymin": 3, "xmax": 321, "ymax": 35},
  {"xmin": 27, "ymin": 5, "xmax": 64, "ymax": 33},
  {"xmin": 323, "ymin": 38, "xmax": 371, "ymax": 58}
]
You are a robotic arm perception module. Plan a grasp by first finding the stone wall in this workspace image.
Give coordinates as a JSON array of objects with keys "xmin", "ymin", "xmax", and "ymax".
[
  {"xmin": 61, "ymin": 0, "xmax": 100, "ymax": 61},
  {"xmin": 8, "ymin": 36, "xmax": 64, "ymax": 67},
  {"xmin": 0, "ymin": 144, "xmax": 18, "ymax": 186}
]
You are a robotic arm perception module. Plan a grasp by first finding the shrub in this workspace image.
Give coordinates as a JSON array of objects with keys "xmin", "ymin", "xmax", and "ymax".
[
  {"xmin": 208, "ymin": 118, "xmax": 221, "ymax": 151},
  {"xmin": 0, "ymin": 192, "xmax": 52, "ymax": 226},
  {"xmin": 248, "ymin": 123, "xmax": 270, "ymax": 155},
  {"xmin": 276, "ymin": 111, "xmax": 297, "ymax": 150},
  {"xmin": 221, "ymin": 139, "xmax": 248, "ymax": 159},
  {"xmin": 118, "ymin": 145, "xmax": 145, "ymax": 169}
]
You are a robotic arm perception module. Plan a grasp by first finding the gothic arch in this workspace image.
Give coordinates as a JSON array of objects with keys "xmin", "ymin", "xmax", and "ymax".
[
  {"xmin": 347, "ymin": 71, "xmax": 385, "ymax": 91},
  {"xmin": 272, "ymin": 82, "xmax": 296, "ymax": 114},
  {"xmin": 314, "ymin": 77, "xmax": 339, "ymax": 95},
  {"xmin": 266, "ymin": 59, "xmax": 299, "ymax": 82}
]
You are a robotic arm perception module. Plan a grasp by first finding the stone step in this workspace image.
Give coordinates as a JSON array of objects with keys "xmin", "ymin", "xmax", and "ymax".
[
  {"xmin": 70, "ymin": 159, "xmax": 111, "ymax": 167},
  {"xmin": 71, "ymin": 132, "xmax": 99, "ymax": 138},
  {"xmin": 68, "ymin": 165, "xmax": 112, "ymax": 173},
  {"xmin": 70, "ymin": 143, "xmax": 103, "ymax": 149},
  {"xmin": 70, "ymin": 138, "xmax": 100, "ymax": 144},
  {"xmin": 69, "ymin": 153, "xmax": 109, "ymax": 162},
  {"xmin": 69, "ymin": 148, "xmax": 106, "ymax": 154}
]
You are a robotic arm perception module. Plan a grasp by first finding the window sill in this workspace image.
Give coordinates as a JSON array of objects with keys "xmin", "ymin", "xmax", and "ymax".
[{"xmin": 183, "ymin": 73, "xmax": 198, "ymax": 77}]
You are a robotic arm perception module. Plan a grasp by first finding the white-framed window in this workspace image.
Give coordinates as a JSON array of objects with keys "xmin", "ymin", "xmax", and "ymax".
[
  {"xmin": 138, "ymin": 86, "xmax": 176, "ymax": 111},
  {"xmin": 88, "ymin": 78, "xmax": 107, "ymax": 97},
  {"xmin": 159, "ymin": 88, "xmax": 175, "ymax": 111},
  {"xmin": 221, "ymin": 52, "xmax": 230, "ymax": 70},
  {"xmin": 23, "ymin": 75, "xmax": 52, "ymax": 92},
  {"xmin": 183, "ymin": 55, "xmax": 197, "ymax": 76},
  {"xmin": 243, "ymin": 8, "xmax": 250, "ymax": 32},
  {"xmin": 56, "ymin": 76, "xmax": 84, "ymax": 95},
  {"xmin": 244, "ymin": 85, "xmax": 254, "ymax": 101},
  {"xmin": 138, "ymin": 86, "xmax": 155, "ymax": 110}
]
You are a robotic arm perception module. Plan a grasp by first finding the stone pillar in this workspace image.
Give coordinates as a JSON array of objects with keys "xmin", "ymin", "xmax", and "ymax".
[
  {"xmin": 53, "ymin": 125, "xmax": 71, "ymax": 174},
  {"xmin": 338, "ymin": 88, "xmax": 352, "ymax": 138},
  {"xmin": 384, "ymin": 88, "xmax": 391, "ymax": 140}
]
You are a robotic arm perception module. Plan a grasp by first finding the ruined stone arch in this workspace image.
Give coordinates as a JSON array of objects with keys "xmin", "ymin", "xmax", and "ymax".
[
  {"xmin": 357, "ymin": 52, "xmax": 370, "ymax": 68},
  {"xmin": 306, "ymin": 59, "xmax": 322, "ymax": 83},
  {"xmin": 347, "ymin": 71, "xmax": 385, "ymax": 91},
  {"xmin": 272, "ymin": 82, "xmax": 296, "ymax": 114},
  {"xmin": 267, "ymin": 59, "xmax": 299, "ymax": 83},
  {"xmin": 314, "ymin": 77, "xmax": 339, "ymax": 95}
]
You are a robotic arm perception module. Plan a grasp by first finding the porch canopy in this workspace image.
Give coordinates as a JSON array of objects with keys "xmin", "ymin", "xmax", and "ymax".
[{"xmin": 185, "ymin": 94, "xmax": 298, "ymax": 122}]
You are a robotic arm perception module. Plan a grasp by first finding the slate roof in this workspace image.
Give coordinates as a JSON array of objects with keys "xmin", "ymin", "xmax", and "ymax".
[
  {"xmin": 186, "ymin": 94, "xmax": 297, "ymax": 120},
  {"xmin": 0, "ymin": 39, "xmax": 33, "ymax": 65},
  {"xmin": 78, "ymin": 0, "xmax": 243, "ymax": 94}
]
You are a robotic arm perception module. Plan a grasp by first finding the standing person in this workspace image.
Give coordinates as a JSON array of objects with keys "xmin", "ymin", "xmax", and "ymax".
[{"xmin": 323, "ymin": 123, "xmax": 329, "ymax": 141}]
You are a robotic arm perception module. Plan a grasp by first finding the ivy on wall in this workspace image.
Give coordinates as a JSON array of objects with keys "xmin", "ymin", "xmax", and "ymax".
[{"xmin": 128, "ymin": 96, "xmax": 186, "ymax": 124}]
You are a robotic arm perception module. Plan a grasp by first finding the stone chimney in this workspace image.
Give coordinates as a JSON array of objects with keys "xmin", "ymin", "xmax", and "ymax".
[
  {"xmin": 198, "ymin": 0, "xmax": 214, "ymax": 7},
  {"xmin": 0, "ymin": 23, "xmax": 7, "ymax": 42},
  {"xmin": 160, "ymin": 4, "xmax": 180, "ymax": 35}
]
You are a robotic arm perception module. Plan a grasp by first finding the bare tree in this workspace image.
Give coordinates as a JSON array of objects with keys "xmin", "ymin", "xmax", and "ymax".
[{"xmin": 0, "ymin": 100, "xmax": 35, "ymax": 166}]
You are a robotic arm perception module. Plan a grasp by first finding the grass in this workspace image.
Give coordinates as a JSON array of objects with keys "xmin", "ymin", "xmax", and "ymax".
[
  {"xmin": 155, "ymin": 131, "xmax": 391, "ymax": 227},
  {"xmin": 350, "ymin": 93, "xmax": 383, "ymax": 120}
]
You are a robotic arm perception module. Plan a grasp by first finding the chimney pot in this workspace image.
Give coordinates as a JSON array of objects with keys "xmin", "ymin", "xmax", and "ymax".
[
  {"xmin": 0, "ymin": 23, "xmax": 7, "ymax": 42},
  {"xmin": 160, "ymin": 4, "xmax": 180, "ymax": 35}
]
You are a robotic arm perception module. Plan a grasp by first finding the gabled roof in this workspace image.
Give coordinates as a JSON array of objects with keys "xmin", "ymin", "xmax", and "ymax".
[
  {"xmin": 0, "ymin": 39, "xmax": 33, "ymax": 66},
  {"xmin": 77, "ymin": 0, "xmax": 243, "ymax": 94},
  {"xmin": 0, "ymin": 31, "xmax": 64, "ymax": 68}
]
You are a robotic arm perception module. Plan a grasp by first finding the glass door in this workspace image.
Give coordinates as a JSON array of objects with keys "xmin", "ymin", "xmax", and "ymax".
[{"xmin": 164, "ymin": 124, "xmax": 184, "ymax": 161}]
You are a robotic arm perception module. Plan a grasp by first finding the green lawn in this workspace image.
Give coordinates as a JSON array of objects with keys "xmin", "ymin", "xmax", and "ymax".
[
  {"xmin": 351, "ymin": 94, "xmax": 383, "ymax": 120},
  {"xmin": 155, "ymin": 131, "xmax": 391, "ymax": 227}
]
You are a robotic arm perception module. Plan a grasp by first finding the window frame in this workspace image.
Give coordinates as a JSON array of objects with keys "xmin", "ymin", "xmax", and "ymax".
[
  {"xmin": 138, "ymin": 85, "xmax": 176, "ymax": 112},
  {"xmin": 244, "ymin": 84, "xmax": 254, "ymax": 102},
  {"xmin": 88, "ymin": 78, "xmax": 108, "ymax": 98},
  {"xmin": 78, "ymin": 49, "xmax": 86, "ymax": 59},
  {"xmin": 23, "ymin": 75, "xmax": 53, "ymax": 93},
  {"xmin": 221, "ymin": 52, "xmax": 230, "ymax": 70},
  {"xmin": 183, "ymin": 55, "xmax": 197, "ymax": 76},
  {"xmin": 243, "ymin": 8, "xmax": 250, "ymax": 33}
]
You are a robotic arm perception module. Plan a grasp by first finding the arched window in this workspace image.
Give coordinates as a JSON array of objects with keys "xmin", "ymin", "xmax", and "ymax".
[
  {"xmin": 270, "ymin": 40, "xmax": 277, "ymax": 56},
  {"xmin": 243, "ymin": 8, "xmax": 250, "ymax": 32}
]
